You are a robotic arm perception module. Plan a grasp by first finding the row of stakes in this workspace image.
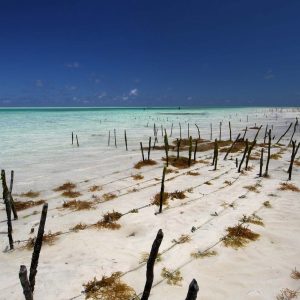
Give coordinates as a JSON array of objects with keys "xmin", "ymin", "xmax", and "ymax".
[{"xmin": 1, "ymin": 119, "xmax": 299, "ymax": 299}]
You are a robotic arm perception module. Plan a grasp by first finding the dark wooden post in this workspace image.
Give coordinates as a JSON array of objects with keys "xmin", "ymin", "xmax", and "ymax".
[
  {"xmin": 1, "ymin": 170, "xmax": 14, "ymax": 249},
  {"xmin": 193, "ymin": 139, "xmax": 198, "ymax": 162},
  {"xmin": 289, "ymin": 118, "xmax": 298, "ymax": 146},
  {"xmin": 219, "ymin": 122, "xmax": 222, "ymax": 141},
  {"xmin": 238, "ymin": 139, "xmax": 249, "ymax": 173},
  {"xmin": 170, "ymin": 123, "xmax": 173, "ymax": 137},
  {"xmin": 140, "ymin": 142, "xmax": 145, "ymax": 161},
  {"xmin": 161, "ymin": 125, "xmax": 163, "ymax": 137},
  {"xmin": 148, "ymin": 137, "xmax": 151, "ymax": 160},
  {"xmin": 108, "ymin": 130, "xmax": 110, "ymax": 146},
  {"xmin": 188, "ymin": 136, "xmax": 192, "ymax": 167},
  {"xmin": 213, "ymin": 139, "xmax": 218, "ymax": 171},
  {"xmin": 29, "ymin": 203, "xmax": 48, "ymax": 292},
  {"xmin": 195, "ymin": 124, "xmax": 200, "ymax": 139},
  {"xmin": 276, "ymin": 122, "xmax": 292, "ymax": 144},
  {"xmin": 245, "ymin": 140, "xmax": 256, "ymax": 170},
  {"xmin": 8, "ymin": 170, "xmax": 18, "ymax": 219},
  {"xmin": 159, "ymin": 167, "xmax": 166, "ymax": 214},
  {"xmin": 124, "ymin": 130, "xmax": 128, "ymax": 151},
  {"xmin": 76, "ymin": 135, "xmax": 79, "ymax": 147},
  {"xmin": 164, "ymin": 134, "xmax": 169, "ymax": 167},
  {"xmin": 259, "ymin": 148, "xmax": 264, "ymax": 177},
  {"xmin": 229, "ymin": 121, "xmax": 232, "ymax": 141},
  {"xmin": 263, "ymin": 125, "xmax": 268, "ymax": 144},
  {"xmin": 179, "ymin": 123, "xmax": 182, "ymax": 140},
  {"xmin": 264, "ymin": 129, "xmax": 271, "ymax": 177},
  {"xmin": 19, "ymin": 265, "xmax": 33, "ymax": 300},
  {"xmin": 141, "ymin": 229, "xmax": 164, "ymax": 300},
  {"xmin": 114, "ymin": 129, "xmax": 117, "ymax": 147},
  {"xmin": 288, "ymin": 141, "xmax": 300, "ymax": 180},
  {"xmin": 242, "ymin": 127, "xmax": 247, "ymax": 141},
  {"xmin": 71, "ymin": 132, "xmax": 74, "ymax": 145},
  {"xmin": 185, "ymin": 279, "xmax": 199, "ymax": 300},
  {"xmin": 253, "ymin": 125, "xmax": 262, "ymax": 141},
  {"xmin": 236, "ymin": 157, "xmax": 238, "ymax": 168},
  {"xmin": 224, "ymin": 133, "xmax": 241, "ymax": 160},
  {"xmin": 177, "ymin": 138, "xmax": 181, "ymax": 160}
]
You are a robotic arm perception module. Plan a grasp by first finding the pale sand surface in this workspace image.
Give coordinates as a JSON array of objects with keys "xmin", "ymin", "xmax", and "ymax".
[{"xmin": 0, "ymin": 107, "xmax": 300, "ymax": 299}]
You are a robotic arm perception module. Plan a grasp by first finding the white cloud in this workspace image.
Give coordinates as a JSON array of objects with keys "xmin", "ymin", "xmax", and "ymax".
[
  {"xmin": 264, "ymin": 69, "xmax": 275, "ymax": 80},
  {"xmin": 65, "ymin": 62, "xmax": 80, "ymax": 68},
  {"xmin": 35, "ymin": 79, "xmax": 44, "ymax": 87},
  {"xmin": 129, "ymin": 88, "xmax": 138, "ymax": 96}
]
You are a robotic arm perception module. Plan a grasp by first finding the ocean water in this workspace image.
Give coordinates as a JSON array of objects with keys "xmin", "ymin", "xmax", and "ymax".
[{"xmin": 0, "ymin": 107, "xmax": 298, "ymax": 193}]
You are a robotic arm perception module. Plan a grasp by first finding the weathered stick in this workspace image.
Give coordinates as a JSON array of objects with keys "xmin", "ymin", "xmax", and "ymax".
[
  {"xmin": 76, "ymin": 135, "xmax": 79, "ymax": 147},
  {"xmin": 148, "ymin": 137, "xmax": 151, "ymax": 160},
  {"xmin": 242, "ymin": 127, "xmax": 247, "ymax": 141},
  {"xmin": 170, "ymin": 123, "xmax": 173, "ymax": 137},
  {"xmin": 229, "ymin": 121, "xmax": 232, "ymax": 141},
  {"xmin": 263, "ymin": 125, "xmax": 268, "ymax": 144},
  {"xmin": 224, "ymin": 133, "xmax": 241, "ymax": 160},
  {"xmin": 219, "ymin": 122, "xmax": 222, "ymax": 141},
  {"xmin": 124, "ymin": 130, "xmax": 128, "ymax": 151},
  {"xmin": 238, "ymin": 139, "xmax": 249, "ymax": 173},
  {"xmin": 8, "ymin": 170, "xmax": 18, "ymax": 219},
  {"xmin": 193, "ymin": 139, "xmax": 198, "ymax": 162},
  {"xmin": 288, "ymin": 141, "xmax": 300, "ymax": 180},
  {"xmin": 259, "ymin": 148, "xmax": 264, "ymax": 177},
  {"xmin": 289, "ymin": 118, "xmax": 298, "ymax": 146},
  {"xmin": 179, "ymin": 123, "xmax": 182, "ymax": 140},
  {"xmin": 213, "ymin": 139, "xmax": 218, "ymax": 170},
  {"xmin": 159, "ymin": 167, "xmax": 166, "ymax": 214},
  {"xmin": 188, "ymin": 136, "xmax": 192, "ymax": 167},
  {"xmin": 185, "ymin": 279, "xmax": 199, "ymax": 300},
  {"xmin": 140, "ymin": 142, "xmax": 145, "ymax": 161},
  {"xmin": 195, "ymin": 124, "xmax": 200, "ymax": 139},
  {"xmin": 264, "ymin": 129, "xmax": 271, "ymax": 177},
  {"xmin": 19, "ymin": 265, "xmax": 33, "ymax": 300},
  {"xmin": 176, "ymin": 138, "xmax": 181, "ymax": 160},
  {"xmin": 164, "ymin": 134, "xmax": 169, "ymax": 167},
  {"xmin": 276, "ymin": 122, "xmax": 292, "ymax": 144},
  {"xmin": 236, "ymin": 157, "xmax": 238, "ymax": 168},
  {"xmin": 114, "ymin": 129, "xmax": 117, "ymax": 147},
  {"xmin": 245, "ymin": 140, "xmax": 256, "ymax": 170},
  {"xmin": 141, "ymin": 229, "xmax": 164, "ymax": 300},
  {"xmin": 253, "ymin": 125, "xmax": 262, "ymax": 141},
  {"xmin": 29, "ymin": 203, "xmax": 48, "ymax": 292},
  {"xmin": 1, "ymin": 170, "xmax": 14, "ymax": 249}
]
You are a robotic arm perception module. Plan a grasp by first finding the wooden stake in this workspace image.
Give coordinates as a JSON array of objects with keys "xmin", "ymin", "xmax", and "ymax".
[
  {"xmin": 259, "ymin": 148, "xmax": 264, "ymax": 177},
  {"xmin": 242, "ymin": 126, "xmax": 247, "ymax": 141},
  {"xmin": 229, "ymin": 121, "xmax": 232, "ymax": 141},
  {"xmin": 219, "ymin": 122, "xmax": 222, "ymax": 141},
  {"xmin": 276, "ymin": 122, "xmax": 292, "ymax": 144},
  {"xmin": 185, "ymin": 279, "xmax": 199, "ymax": 300},
  {"xmin": 164, "ymin": 134, "xmax": 169, "ymax": 167},
  {"xmin": 263, "ymin": 125, "xmax": 268, "ymax": 144},
  {"xmin": 288, "ymin": 141, "xmax": 300, "ymax": 180},
  {"xmin": 289, "ymin": 118, "xmax": 298, "ymax": 146},
  {"xmin": 71, "ymin": 132, "xmax": 74, "ymax": 145},
  {"xmin": 170, "ymin": 123, "xmax": 173, "ymax": 137},
  {"xmin": 179, "ymin": 123, "xmax": 182, "ymax": 140},
  {"xmin": 141, "ymin": 229, "xmax": 164, "ymax": 300},
  {"xmin": 264, "ymin": 129, "xmax": 271, "ymax": 177},
  {"xmin": 245, "ymin": 140, "xmax": 256, "ymax": 170},
  {"xmin": 195, "ymin": 124, "xmax": 200, "ymax": 139},
  {"xmin": 238, "ymin": 139, "xmax": 249, "ymax": 173},
  {"xmin": 188, "ymin": 136, "xmax": 192, "ymax": 167},
  {"xmin": 124, "ymin": 130, "xmax": 128, "ymax": 151},
  {"xmin": 224, "ymin": 133, "xmax": 241, "ymax": 160},
  {"xmin": 19, "ymin": 265, "xmax": 33, "ymax": 300},
  {"xmin": 148, "ymin": 137, "xmax": 151, "ymax": 160},
  {"xmin": 176, "ymin": 138, "xmax": 181, "ymax": 160},
  {"xmin": 140, "ymin": 142, "xmax": 145, "ymax": 161},
  {"xmin": 253, "ymin": 125, "xmax": 262, "ymax": 141},
  {"xmin": 114, "ymin": 129, "xmax": 117, "ymax": 147},
  {"xmin": 76, "ymin": 135, "xmax": 79, "ymax": 147},
  {"xmin": 29, "ymin": 203, "xmax": 48, "ymax": 292},
  {"xmin": 213, "ymin": 139, "xmax": 218, "ymax": 171},
  {"xmin": 9, "ymin": 170, "xmax": 18, "ymax": 220},
  {"xmin": 1, "ymin": 170, "xmax": 14, "ymax": 249},
  {"xmin": 159, "ymin": 167, "xmax": 166, "ymax": 214}
]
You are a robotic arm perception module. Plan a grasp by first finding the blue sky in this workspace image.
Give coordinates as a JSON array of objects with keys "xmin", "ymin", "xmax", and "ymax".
[{"xmin": 0, "ymin": 0, "xmax": 300, "ymax": 107}]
